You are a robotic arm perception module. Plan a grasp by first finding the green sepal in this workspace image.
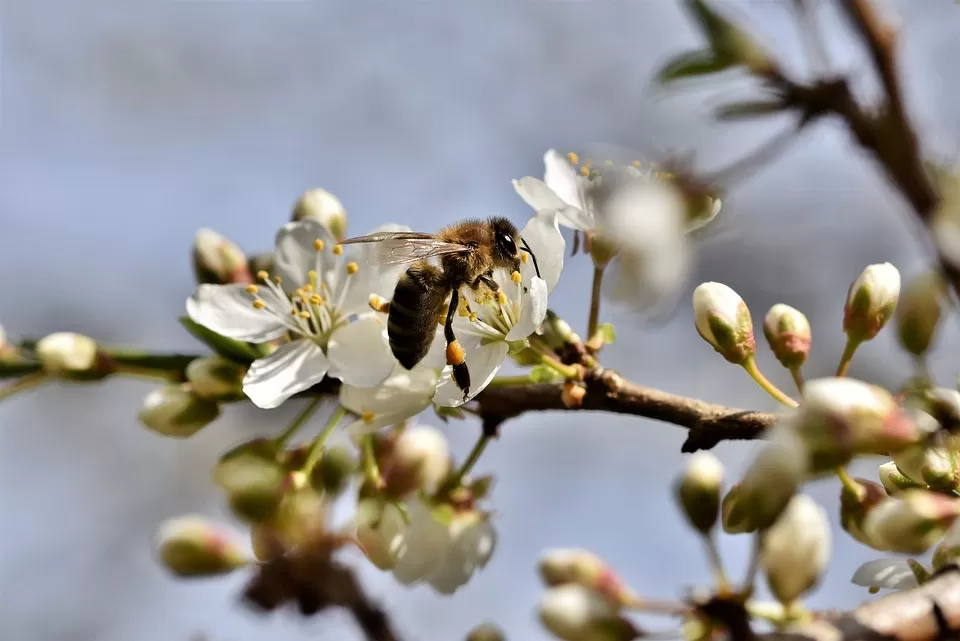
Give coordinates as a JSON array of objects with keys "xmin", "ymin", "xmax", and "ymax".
[{"xmin": 178, "ymin": 316, "xmax": 262, "ymax": 364}]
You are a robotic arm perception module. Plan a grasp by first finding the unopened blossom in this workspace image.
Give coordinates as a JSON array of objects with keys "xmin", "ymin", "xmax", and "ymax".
[
  {"xmin": 692, "ymin": 282, "xmax": 756, "ymax": 365},
  {"xmin": 377, "ymin": 425, "xmax": 453, "ymax": 497},
  {"xmin": 185, "ymin": 355, "xmax": 245, "ymax": 401},
  {"xmin": 840, "ymin": 478, "xmax": 887, "ymax": 547},
  {"xmin": 862, "ymin": 490, "xmax": 960, "ymax": 554},
  {"xmin": 721, "ymin": 483, "xmax": 757, "ymax": 534},
  {"xmin": 36, "ymin": 332, "xmax": 99, "ymax": 375},
  {"xmin": 431, "ymin": 213, "xmax": 565, "ymax": 407},
  {"xmin": 291, "ymin": 187, "xmax": 348, "ymax": 241},
  {"xmin": 786, "ymin": 377, "xmax": 920, "ymax": 472},
  {"xmin": 878, "ymin": 460, "xmax": 923, "ymax": 495},
  {"xmin": 538, "ymin": 585, "xmax": 638, "ymax": 641},
  {"xmin": 891, "ymin": 442, "xmax": 960, "ymax": 493},
  {"xmin": 138, "ymin": 384, "xmax": 222, "ymax": 438},
  {"xmin": 355, "ymin": 499, "xmax": 407, "ymax": 570},
  {"xmin": 187, "ymin": 219, "xmax": 405, "ymax": 409},
  {"xmin": 192, "ymin": 228, "xmax": 252, "ymax": 285},
  {"xmin": 844, "ymin": 263, "xmax": 901, "ymax": 342},
  {"xmin": 895, "ymin": 270, "xmax": 946, "ymax": 357},
  {"xmin": 340, "ymin": 364, "xmax": 440, "ymax": 435},
  {"xmin": 761, "ymin": 494, "xmax": 831, "ymax": 605},
  {"xmin": 156, "ymin": 515, "xmax": 251, "ymax": 577},
  {"xmin": 738, "ymin": 427, "xmax": 807, "ymax": 529},
  {"xmin": 538, "ymin": 548, "xmax": 640, "ymax": 607},
  {"xmin": 675, "ymin": 451, "xmax": 723, "ymax": 534},
  {"xmin": 763, "ymin": 304, "xmax": 811, "ymax": 369}
]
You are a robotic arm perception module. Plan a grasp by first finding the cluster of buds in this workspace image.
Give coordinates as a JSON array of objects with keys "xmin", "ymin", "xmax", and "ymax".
[
  {"xmin": 858, "ymin": 490, "xmax": 960, "ymax": 554},
  {"xmin": 537, "ymin": 549, "xmax": 642, "ymax": 641}
]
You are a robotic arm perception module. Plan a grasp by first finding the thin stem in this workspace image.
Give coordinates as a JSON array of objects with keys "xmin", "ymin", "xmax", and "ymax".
[
  {"xmin": 536, "ymin": 351, "xmax": 580, "ymax": 380},
  {"xmin": 486, "ymin": 375, "xmax": 534, "ymax": 388},
  {"xmin": 624, "ymin": 599, "xmax": 693, "ymax": 618},
  {"xmin": 742, "ymin": 358, "xmax": 799, "ymax": 408},
  {"xmin": 836, "ymin": 336, "xmax": 861, "ymax": 377},
  {"xmin": 274, "ymin": 397, "xmax": 323, "ymax": 447},
  {"xmin": 452, "ymin": 432, "xmax": 493, "ymax": 486},
  {"xmin": 363, "ymin": 435, "xmax": 381, "ymax": 487},
  {"xmin": 789, "ymin": 366, "xmax": 805, "ymax": 394},
  {"xmin": 703, "ymin": 533, "xmax": 730, "ymax": 592},
  {"xmin": 0, "ymin": 372, "xmax": 47, "ymax": 402},
  {"xmin": 836, "ymin": 466, "xmax": 864, "ymax": 498},
  {"xmin": 587, "ymin": 265, "xmax": 605, "ymax": 342},
  {"xmin": 303, "ymin": 405, "xmax": 348, "ymax": 475},
  {"xmin": 741, "ymin": 531, "xmax": 763, "ymax": 595},
  {"xmin": 114, "ymin": 364, "xmax": 182, "ymax": 382}
]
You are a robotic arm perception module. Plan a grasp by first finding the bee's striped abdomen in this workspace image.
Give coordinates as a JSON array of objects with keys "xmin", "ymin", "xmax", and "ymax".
[{"xmin": 388, "ymin": 263, "xmax": 449, "ymax": 370}]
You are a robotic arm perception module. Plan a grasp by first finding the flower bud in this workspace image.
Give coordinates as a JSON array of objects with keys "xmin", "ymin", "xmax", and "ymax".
[
  {"xmin": 840, "ymin": 478, "xmax": 887, "ymax": 546},
  {"xmin": 896, "ymin": 271, "xmax": 946, "ymax": 357},
  {"xmin": 538, "ymin": 548, "xmax": 640, "ymax": 608},
  {"xmin": 843, "ymin": 263, "xmax": 901, "ymax": 342},
  {"xmin": 862, "ymin": 490, "xmax": 960, "ymax": 554},
  {"xmin": 378, "ymin": 426, "xmax": 452, "ymax": 497},
  {"xmin": 185, "ymin": 355, "xmax": 245, "ymax": 401},
  {"xmin": 213, "ymin": 454, "xmax": 286, "ymax": 522},
  {"xmin": 466, "ymin": 623, "xmax": 505, "ymax": 641},
  {"xmin": 538, "ymin": 585, "xmax": 639, "ymax": 641},
  {"xmin": 891, "ymin": 443, "xmax": 960, "ymax": 493},
  {"xmin": 761, "ymin": 494, "xmax": 831, "ymax": 606},
  {"xmin": 762, "ymin": 304, "xmax": 811, "ymax": 369},
  {"xmin": 271, "ymin": 485, "xmax": 329, "ymax": 549},
  {"xmin": 292, "ymin": 188, "xmax": 347, "ymax": 240},
  {"xmin": 309, "ymin": 444, "xmax": 356, "ymax": 498},
  {"xmin": 36, "ymin": 332, "xmax": 100, "ymax": 376},
  {"xmin": 675, "ymin": 451, "xmax": 723, "ymax": 534},
  {"xmin": 790, "ymin": 377, "xmax": 920, "ymax": 472},
  {"xmin": 878, "ymin": 461, "xmax": 923, "ymax": 495},
  {"xmin": 692, "ymin": 282, "xmax": 756, "ymax": 365},
  {"xmin": 721, "ymin": 483, "xmax": 757, "ymax": 534},
  {"xmin": 192, "ymin": 228, "xmax": 252, "ymax": 285},
  {"xmin": 738, "ymin": 428, "xmax": 807, "ymax": 530},
  {"xmin": 138, "ymin": 384, "xmax": 222, "ymax": 438},
  {"xmin": 927, "ymin": 388, "xmax": 960, "ymax": 433},
  {"xmin": 156, "ymin": 515, "xmax": 250, "ymax": 577},
  {"xmin": 561, "ymin": 382, "xmax": 586, "ymax": 409},
  {"xmin": 540, "ymin": 311, "xmax": 581, "ymax": 350},
  {"xmin": 354, "ymin": 498, "xmax": 406, "ymax": 570},
  {"xmin": 933, "ymin": 539, "xmax": 960, "ymax": 571}
]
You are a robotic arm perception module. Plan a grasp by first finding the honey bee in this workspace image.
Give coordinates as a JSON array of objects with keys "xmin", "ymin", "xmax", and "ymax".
[{"xmin": 340, "ymin": 217, "xmax": 541, "ymax": 400}]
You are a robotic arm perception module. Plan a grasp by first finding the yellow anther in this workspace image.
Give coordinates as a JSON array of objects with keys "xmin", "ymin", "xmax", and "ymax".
[
  {"xmin": 579, "ymin": 166, "xmax": 590, "ymax": 177},
  {"xmin": 245, "ymin": 284, "xmax": 259, "ymax": 295},
  {"xmin": 362, "ymin": 411, "xmax": 375, "ymax": 424},
  {"xmin": 468, "ymin": 312, "xmax": 478, "ymax": 323},
  {"xmin": 497, "ymin": 291, "xmax": 507, "ymax": 305},
  {"xmin": 520, "ymin": 253, "xmax": 529, "ymax": 264},
  {"xmin": 252, "ymin": 299, "xmax": 266, "ymax": 310},
  {"xmin": 333, "ymin": 244, "xmax": 343, "ymax": 256},
  {"xmin": 257, "ymin": 270, "xmax": 270, "ymax": 281},
  {"xmin": 567, "ymin": 151, "xmax": 579, "ymax": 165},
  {"xmin": 298, "ymin": 311, "xmax": 311, "ymax": 319},
  {"xmin": 273, "ymin": 276, "xmax": 282, "ymax": 285},
  {"xmin": 290, "ymin": 309, "xmax": 298, "ymax": 316},
  {"xmin": 314, "ymin": 238, "xmax": 325, "ymax": 252},
  {"xmin": 299, "ymin": 293, "xmax": 311, "ymax": 304},
  {"xmin": 368, "ymin": 294, "xmax": 389, "ymax": 313},
  {"xmin": 310, "ymin": 294, "xmax": 323, "ymax": 305},
  {"xmin": 346, "ymin": 261, "xmax": 359, "ymax": 275},
  {"xmin": 511, "ymin": 271, "xmax": 522, "ymax": 284}
]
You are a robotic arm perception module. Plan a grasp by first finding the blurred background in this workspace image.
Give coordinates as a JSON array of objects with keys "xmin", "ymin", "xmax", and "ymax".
[{"xmin": 2, "ymin": 0, "xmax": 960, "ymax": 639}]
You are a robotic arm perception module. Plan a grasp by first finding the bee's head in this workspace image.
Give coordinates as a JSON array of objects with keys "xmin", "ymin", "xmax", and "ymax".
[{"xmin": 489, "ymin": 216, "xmax": 521, "ymax": 270}]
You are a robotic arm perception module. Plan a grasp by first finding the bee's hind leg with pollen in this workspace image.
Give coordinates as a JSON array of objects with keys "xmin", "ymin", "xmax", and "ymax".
[{"xmin": 444, "ymin": 287, "xmax": 471, "ymax": 401}]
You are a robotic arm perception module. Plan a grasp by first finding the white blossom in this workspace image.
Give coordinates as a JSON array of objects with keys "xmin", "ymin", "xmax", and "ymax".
[
  {"xmin": 340, "ymin": 364, "xmax": 441, "ymax": 435},
  {"xmin": 186, "ymin": 219, "xmax": 406, "ymax": 409}
]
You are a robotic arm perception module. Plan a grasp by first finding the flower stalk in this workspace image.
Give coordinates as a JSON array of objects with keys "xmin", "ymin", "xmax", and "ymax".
[
  {"xmin": 302, "ymin": 405, "xmax": 348, "ymax": 475},
  {"xmin": 587, "ymin": 265, "xmax": 605, "ymax": 347},
  {"xmin": 741, "ymin": 358, "xmax": 798, "ymax": 408},
  {"xmin": 836, "ymin": 337, "xmax": 861, "ymax": 377},
  {"xmin": 273, "ymin": 397, "xmax": 324, "ymax": 448}
]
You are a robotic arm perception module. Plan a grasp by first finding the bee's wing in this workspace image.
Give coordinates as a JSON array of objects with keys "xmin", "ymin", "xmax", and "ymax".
[{"xmin": 340, "ymin": 231, "xmax": 471, "ymax": 266}]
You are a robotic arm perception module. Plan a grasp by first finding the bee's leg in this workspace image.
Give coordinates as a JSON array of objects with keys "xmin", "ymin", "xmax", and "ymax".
[{"xmin": 444, "ymin": 288, "xmax": 470, "ymax": 400}]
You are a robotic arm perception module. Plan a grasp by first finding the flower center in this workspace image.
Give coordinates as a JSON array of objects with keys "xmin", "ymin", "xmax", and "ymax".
[
  {"xmin": 467, "ymin": 271, "xmax": 524, "ymax": 337},
  {"xmin": 244, "ymin": 240, "xmax": 362, "ymax": 349}
]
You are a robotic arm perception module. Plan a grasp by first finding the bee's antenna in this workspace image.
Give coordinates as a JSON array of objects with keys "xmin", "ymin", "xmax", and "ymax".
[{"xmin": 520, "ymin": 238, "xmax": 541, "ymax": 280}]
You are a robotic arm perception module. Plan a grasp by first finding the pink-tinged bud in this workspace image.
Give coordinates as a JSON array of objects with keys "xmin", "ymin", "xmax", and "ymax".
[
  {"xmin": 466, "ymin": 623, "xmax": 506, "ymax": 641},
  {"xmin": 538, "ymin": 549, "xmax": 640, "ymax": 608},
  {"xmin": 843, "ymin": 263, "xmax": 901, "ymax": 342},
  {"xmin": 675, "ymin": 451, "xmax": 723, "ymax": 534},
  {"xmin": 192, "ymin": 228, "xmax": 252, "ymax": 285},
  {"xmin": 36, "ymin": 332, "xmax": 99, "ymax": 375},
  {"xmin": 693, "ymin": 282, "xmax": 756, "ymax": 365},
  {"xmin": 896, "ymin": 271, "xmax": 946, "ymax": 357},
  {"xmin": 891, "ymin": 442, "xmax": 960, "ymax": 493},
  {"xmin": 538, "ymin": 585, "xmax": 640, "ymax": 641},
  {"xmin": 763, "ymin": 304, "xmax": 811, "ymax": 369},
  {"xmin": 790, "ymin": 377, "xmax": 920, "ymax": 472},
  {"xmin": 721, "ymin": 483, "xmax": 758, "ymax": 534},
  {"xmin": 156, "ymin": 515, "xmax": 251, "ymax": 578},
  {"xmin": 292, "ymin": 188, "xmax": 348, "ymax": 241},
  {"xmin": 738, "ymin": 428, "xmax": 807, "ymax": 529},
  {"xmin": 761, "ymin": 494, "xmax": 831, "ymax": 606},
  {"xmin": 840, "ymin": 478, "xmax": 887, "ymax": 546},
  {"xmin": 862, "ymin": 490, "xmax": 960, "ymax": 554},
  {"xmin": 377, "ymin": 426, "xmax": 452, "ymax": 498},
  {"xmin": 878, "ymin": 461, "xmax": 923, "ymax": 496},
  {"xmin": 185, "ymin": 355, "xmax": 245, "ymax": 401}
]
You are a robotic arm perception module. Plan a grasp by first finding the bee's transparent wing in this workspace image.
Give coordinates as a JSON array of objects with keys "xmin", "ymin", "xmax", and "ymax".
[{"xmin": 340, "ymin": 231, "xmax": 471, "ymax": 266}]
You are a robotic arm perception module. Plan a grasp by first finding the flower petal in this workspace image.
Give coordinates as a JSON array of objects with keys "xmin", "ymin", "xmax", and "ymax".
[
  {"xmin": 506, "ymin": 277, "xmax": 548, "ymax": 341},
  {"xmin": 337, "ymin": 223, "xmax": 412, "ymax": 317},
  {"xmin": 341, "ymin": 364, "xmax": 439, "ymax": 435},
  {"xmin": 543, "ymin": 148, "xmax": 588, "ymax": 211},
  {"xmin": 519, "ymin": 213, "xmax": 564, "ymax": 293},
  {"xmin": 426, "ymin": 518, "xmax": 497, "ymax": 594},
  {"xmin": 273, "ymin": 219, "xmax": 337, "ymax": 289},
  {"xmin": 327, "ymin": 315, "xmax": 395, "ymax": 387},
  {"xmin": 432, "ymin": 341, "xmax": 509, "ymax": 407},
  {"xmin": 186, "ymin": 284, "xmax": 288, "ymax": 342},
  {"xmin": 242, "ymin": 340, "xmax": 330, "ymax": 409},
  {"xmin": 391, "ymin": 501, "xmax": 451, "ymax": 585},
  {"xmin": 512, "ymin": 177, "xmax": 594, "ymax": 231}
]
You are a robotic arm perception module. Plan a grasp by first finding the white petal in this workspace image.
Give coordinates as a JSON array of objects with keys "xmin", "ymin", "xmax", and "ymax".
[
  {"xmin": 506, "ymin": 277, "xmax": 548, "ymax": 341},
  {"xmin": 512, "ymin": 177, "xmax": 594, "ymax": 231},
  {"xmin": 242, "ymin": 340, "xmax": 330, "ymax": 409},
  {"xmin": 186, "ymin": 284, "xmax": 288, "ymax": 342},
  {"xmin": 327, "ymin": 316, "xmax": 395, "ymax": 387},
  {"xmin": 851, "ymin": 558, "xmax": 919, "ymax": 591},
  {"xmin": 391, "ymin": 502, "xmax": 451, "ymax": 585},
  {"xmin": 432, "ymin": 341, "xmax": 509, "ymax": 407},
  {"xmin": 273, "ymin": 219, "xmax": 336, "ymax": 288},
  {"xmin": 543, "ymin": 149, "xmax": 588, "ymax": 211},
  {"xmin": 341, "ymin": 364, "xmax": 439, "ymax": 435},
  {"xmin": 520, "ymin": 213, "xmax": 564, "ymax": 293},
  {"xmin": 426, "ymin": 517, "xmax": 497, "ymax": 595},
  {"xmin": 606, "ymin": 237, "xmax": 691, "ymax": 320},
  {"xmin": 337, "ymin": 223, "xmax": 412, "ymax": 317}
]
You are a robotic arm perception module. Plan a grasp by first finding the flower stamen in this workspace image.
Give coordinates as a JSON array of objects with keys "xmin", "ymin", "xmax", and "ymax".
[
  {"xmin": 314, "ymin": 238, "xmax": 325, "ymax": 252},
  {"xmin": 333, "ymin": 244, "xmax": 343, "ymax": 256}
]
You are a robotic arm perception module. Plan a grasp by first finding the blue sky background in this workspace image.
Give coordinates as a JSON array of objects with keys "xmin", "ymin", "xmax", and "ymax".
[{"xmin": 2, "ymin": 1, "xmax": 960, "ymax": 640}]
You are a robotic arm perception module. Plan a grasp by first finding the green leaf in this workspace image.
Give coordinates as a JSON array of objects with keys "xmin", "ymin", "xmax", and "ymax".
[
  {"xmin": 655, "ymin": 49, "xmax": 730, "ymax": 84},
  {"xmin": 685, "ymin": 0, "xmax": 729, "ymax": 42},
  {"xmin": 715, "ymin": 100, "xmax": 785, "ymax": 121},
  {"xmin": 468, "ymin": 475, "xmax": 496, "ymax": 500},
  {"xmin": 597, "ymin": 322, "xmax": 616, "ymax": 345},
  {"xmin": 529, "ymin": 364, "xmax": 564, "ymax": 384},
  {"xmin": 178, "ymin": 316, "xmax": 261, "ymax": 365}
]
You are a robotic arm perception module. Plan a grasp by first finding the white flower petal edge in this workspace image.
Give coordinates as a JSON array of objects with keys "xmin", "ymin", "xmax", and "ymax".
[
  {"xmin": 341, "ymin": 365, "xmax": 440, "ymax": 435},
  {"xmin": 512, "ymin": 177, "xmax": 593, "ymax": 232},
  {"xmin": 186, "ymin": 284, "xmax": 288, "ymax": 343},
  {"xmin": 426, "ymin": 517, "xmax": 497, "ymax": 595},
  {"xmin": 326, "ymin": 315, "xmax": 395, "ymax": 387},
  {"xmin": 273, "ymin": 219, "xmax": 336, "ymax": 288},
  {"xmin": 391, "ymin": 501, "xmax": 451, "ymax": 585},
  {"xmin": 433, "ymin": 341, "xmax": 509, "ymax": 408},
  {"xmin": 543, "ymin": 149, "xmax": 588, "ymax": 213},
  {"xmin": 242, "ymin": 340, "xmax": 330, "ymax": 409},
  {"xmin": 506, "ymin": 277, "xmax": 548, "ymax": 341},
  {"xmin": 520, "ymin": 213, "xmax": 564, "ymax": 293}
]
